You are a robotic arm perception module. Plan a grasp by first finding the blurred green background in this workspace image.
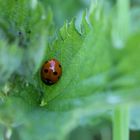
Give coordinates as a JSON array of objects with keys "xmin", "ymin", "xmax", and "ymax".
[
  {"xmin": 41, "ymin": 0, "xmax": 90, "ymax": 27},
  {"xmin": 0, "ymin": 0, "xmax": 140, "ymax": 140}
]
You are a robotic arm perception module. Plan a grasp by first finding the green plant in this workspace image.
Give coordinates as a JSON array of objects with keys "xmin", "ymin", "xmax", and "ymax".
[{"xmin": 0, "ymin": 0, "xmax": 140, "ymax": 140}]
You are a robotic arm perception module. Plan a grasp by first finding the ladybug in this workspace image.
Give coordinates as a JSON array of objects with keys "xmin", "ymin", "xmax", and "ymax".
[{"xmin": 41, "ymin": 59, "xmax": 62, "ymax": 85}]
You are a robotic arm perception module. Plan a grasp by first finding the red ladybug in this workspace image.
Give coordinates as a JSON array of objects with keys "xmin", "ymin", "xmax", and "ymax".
[{"xmin": 41, "ymin": 59, "xmax": 62, "ymax": 85}]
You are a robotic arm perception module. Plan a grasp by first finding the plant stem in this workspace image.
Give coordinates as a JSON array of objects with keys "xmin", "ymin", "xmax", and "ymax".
[
  {"xmin": 113, "ymin": 105, "xmax": 130, "ymax": 140},
  {"xmin": 117, "ymin": 0, "xmax": 130, "ymax": 39},
  {"xmin": 3, "ymin": 127, "xmax": 12, "ymax": 140}
]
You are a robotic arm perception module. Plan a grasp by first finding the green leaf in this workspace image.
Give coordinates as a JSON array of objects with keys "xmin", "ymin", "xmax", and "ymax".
[
  {"xmin": 38, "ymin": 1, "xmax": 140, "ymax": 113},
  {"xmin": 41, "ymin": 6, "xmax": 112, "ymax": 110},
  {"xmin": 41, "ymin": 19, "xmax": 85, "ymax": 103}
]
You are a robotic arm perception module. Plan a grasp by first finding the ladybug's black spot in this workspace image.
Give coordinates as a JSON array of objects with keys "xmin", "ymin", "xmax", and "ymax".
[
  {"xmin": 44, "ymin": 79, "xmax": 53, "ymax": 85},
  {"xmin": 59, "ymin": 64, "xmax": 61, "ymax": 68},
  {"xmin": 53, "ymin": 71, "xmax": 58, "ymax": 75},
  {"xmin": 44, "ymin": 69, "xmax": 48, "ymax": 73}
]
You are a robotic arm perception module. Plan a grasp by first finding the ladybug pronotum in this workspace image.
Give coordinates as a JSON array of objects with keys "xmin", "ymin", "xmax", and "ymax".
[{"xmin": 41, "ymin": 59, "xmax": 62, "ymax": 85}]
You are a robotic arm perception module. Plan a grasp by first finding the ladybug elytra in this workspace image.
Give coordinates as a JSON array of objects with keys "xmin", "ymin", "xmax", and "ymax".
[{"xmin": 41, "ymin": 59, "xmax": 62, "ymax": 85}]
